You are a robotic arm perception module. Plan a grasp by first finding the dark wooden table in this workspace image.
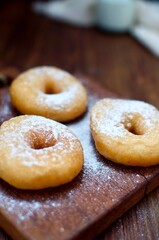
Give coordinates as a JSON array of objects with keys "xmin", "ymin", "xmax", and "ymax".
[{"xmin": 1, "ymin": 1, "xmax": 159, "ymax": 239}]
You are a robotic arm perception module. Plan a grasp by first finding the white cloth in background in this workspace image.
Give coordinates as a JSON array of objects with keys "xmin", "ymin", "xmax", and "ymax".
[
  {"xmin": 131, "ymin": 26, "xmax": 159, "ymax": 57},
  {"xmin": 33, "ymin": 0, "xmax": 159, "ymax": 57},
  {"xmin": 130, "ymin": 1, "xmax": 159, "ymax": 57},
  {"xmin": 33, "ymin": 0, "xmax": 96, "ymax": 27}
]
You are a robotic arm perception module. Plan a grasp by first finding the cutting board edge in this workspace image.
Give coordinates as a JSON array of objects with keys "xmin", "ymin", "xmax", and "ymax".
[
  {"xmin": 69, "ymin": 179, "xmax": 147, "ymax": 240},
  {"xmin": 145, "ymin": 172, "xmax": 159, "ymax": 194},
  {"xmin": 0, "ymin": 165, "xmax": 149, "ymax": 240},
  {"xmin": 0, "ymin": 209, "xmax": 29, "ymax": 240}
]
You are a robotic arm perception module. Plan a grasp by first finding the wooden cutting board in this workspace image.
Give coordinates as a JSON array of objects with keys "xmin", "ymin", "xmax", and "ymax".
[{"xmin": 0, "ymin": 76, "xmax": 159, "ymax": 240}]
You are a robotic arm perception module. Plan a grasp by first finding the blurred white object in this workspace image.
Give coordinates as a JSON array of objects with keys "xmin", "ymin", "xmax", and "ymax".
[
  {"xmin": 136, "ymin": 1, "xmax": 159, "ymax": 31},
  {"xmin": 96, "ymin": 0, "xmax": 136, "ymax": 32},
  {"xmin": 33, "ymin": 0, "xmax": 159, "ymax": 57},
  {"xmin": 131, "ymin": 26, "xmax": 159, "ymax": 57},
  {"xmin": 130, "ymin": 0, "xmax": 159, "ymax": 57},
  {"xmin": 33, "ymin": 0, "xmax": 96, "ymax": 27}
]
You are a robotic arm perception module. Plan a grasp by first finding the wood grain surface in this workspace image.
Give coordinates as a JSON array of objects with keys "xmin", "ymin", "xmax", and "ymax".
[{"xmin": 1, "ymin": 0, "xmax": 159, "ymax": 240}]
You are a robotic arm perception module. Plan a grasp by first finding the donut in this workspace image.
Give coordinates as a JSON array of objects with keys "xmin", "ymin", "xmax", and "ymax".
[
  {"xmin": 90, "ymin": 98, "xmax": 159, "ymax": 167},
  {"xmin": 0, "ymin": 115, "xmax": 84, "ymax": 189},
  {"xmin": 10, "ymin": 67, "xmax": 88, "ymax": 122}
]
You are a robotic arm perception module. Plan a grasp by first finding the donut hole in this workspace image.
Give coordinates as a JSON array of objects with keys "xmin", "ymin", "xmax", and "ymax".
[
  {"xmin": 123, "ymin": 115, "xmax": 145, "ymax": 136},
  {"xmin": 44, "ymin": 82, "xmax": 61, "ymax": 95},
  {"xmin": 29, "ymin": 131, "xmax": 56, "ymax": 150},
  {"xmin": 125, "ymin": 124, "xmax": 144, "ymax": 135},
  {"xmin": 32, "ymin": 138, "xmax": 56, "ymax": 150}
]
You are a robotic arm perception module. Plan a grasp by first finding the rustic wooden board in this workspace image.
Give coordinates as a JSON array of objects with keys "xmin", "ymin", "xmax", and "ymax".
[{"xmin": 0, "ymin": 76, "xmax": 159, "ymax": 240}]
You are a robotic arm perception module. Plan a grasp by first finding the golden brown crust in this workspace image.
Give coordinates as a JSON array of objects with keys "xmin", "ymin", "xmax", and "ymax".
[
  {"xmin": 90, "ymin": 98, "xmax": 159, "ymax": 167},
  {"xmin": 0, "ymin": 115, "xmax": 84, "ymax": 189},
  {"xmin": 10, "ymin": 66, "xmax": 88, "ymax": 122}
]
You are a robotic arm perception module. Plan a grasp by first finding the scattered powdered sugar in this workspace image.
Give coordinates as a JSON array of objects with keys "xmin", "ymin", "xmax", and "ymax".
[
  {"xmin": 91, "ymin": 98, "xmax": 159, "ymax": 140},
  {"xmin": 0, "ymin": 196, "xmax": 49, "ymax": 222},
  {"xmin": 1, "ymin": 104, "xmax": 11, "ymax": 116},
  {"xmin": 69, "ymin": 112, "xmax": 108, "ymax": 176},
  {"xmin": 60, "ymin": 227, "xmax": 65, "ymax": 233}
]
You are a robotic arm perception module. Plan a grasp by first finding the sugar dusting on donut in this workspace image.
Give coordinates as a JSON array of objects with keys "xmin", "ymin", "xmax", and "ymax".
[
  {"xmin": 18, "ymin": 67, "xmax": 81, "ymax": 110},
  {"xmin": 33, "ymin": 66, "xmax": 70, "ymax": 80},
  {"xmin": 90, "ymin": 98, "xmax": 159, "ymax": 166},
  {"xmin": 0, "ymin": 115, "xmax": 84, "ymax": 189},
  {"xmin": 16, "ymin": 67, "xmax": 71, "ymax": 87},
  {"xmin": 92, "ymin": 99, "xmax": 159, "ymax": 140},
  {"xmin": 0, "ymin": 115, "xmax": 81, "ymax": 169},
  {"xmin": 10, "ymin": 66, "xmax": 88, "ymax": 122},
  {"xmin": 38, "ymin": 84, "xmax": 80, "ymax": 111}
]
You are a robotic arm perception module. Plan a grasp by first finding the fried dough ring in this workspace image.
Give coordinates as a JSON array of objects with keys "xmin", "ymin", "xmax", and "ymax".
[
  {"xmin": 0, "ymin": 115, "xmax": 84, "ymax": 189},
  {"xmin": 90, "ymin": 98, "xmax": 159, "ymax": 167},
  {"xmin": 10, "ymin": 66, "xmax": 87, "ymax": 122}
]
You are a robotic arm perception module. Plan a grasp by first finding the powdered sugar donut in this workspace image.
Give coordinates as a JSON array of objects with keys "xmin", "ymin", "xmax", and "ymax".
[
  {"xmin": 0, "ymin": 115, "xmax": 84, "ymax": 189},
  {"xmin": 90, "ymin": 98, "xmax": 159, "ymax": 167},
  {"xmin": 10, "ymin": 66, "xmax": 87, "ymax": 122}
]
